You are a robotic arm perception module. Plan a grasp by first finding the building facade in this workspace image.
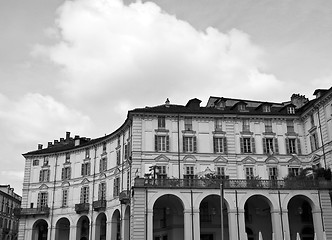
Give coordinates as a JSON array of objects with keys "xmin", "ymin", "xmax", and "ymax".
[
  {"xmin": 17, "ymin": 87, "xmax": 332, "ymax": 240},
  {"xmin": 0, "ymin": 185, "xmax": 21, "ymax": 240}
]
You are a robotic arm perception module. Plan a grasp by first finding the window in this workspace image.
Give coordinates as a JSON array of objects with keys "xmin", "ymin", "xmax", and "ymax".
[
  {"xmin": 263, "ymin": 105, "xmax": 271, "ymax": 113},
  {"xmin": 117, "ymin": 136, "xmax": 121, "ymax": 146},
  {"xmin": 215, "ymin": 118, "xmax": 223, "ymax": 131},
  {"xmin": 98, "ymin": 182, "xmax": 106, "ymax": 200},
  {"xmin": 245, "ymin": 167, "xmax": 254, "ymax": 179},
  {"xmin": 39, "ymin": 169, "xmax": 50, "ymax": 182},
  {"xmin": 242, "ymin": 119, "xmax": 250, "ymax": 132},
  {"xmin": 269, "ymin": 167, "xmax": 278, "ymax": 180},
  {"xmin": 213, "ymin": 137, "xmax": 227, "ymax": 153},
  {"xmin": 65, "ymin": 153, "xmax": 70, "ymax": 163},
  {"xmin": 289, "ymin": 167, "xmax": 300, "ymax": 177},
  {"xmin": 263, "ymin": 138, "xmax": 278, "ymax": 154},
  {"xmin": 287, "ymin": 106, "xmax": 295, "ymax": 114},
  {"xmin": 102, "ymin": 142, "xmax": 107, "ymax": 153},
  {"xmin": 81, "ymin": 162, "xmax": 91, "ymax": 176},
  {"xmin": 183, "ymin": 136, "xmax": 197, "ymax": 153},
  {"xmin": 62, "ymin": 189, "xmax": 68, "ymax": 207},
  {"xmin": 286, "ymin": 138, "xmax": 298, "ymax": 154},
  {"xmin": 158, "ymin": 116, "xmax": 166, "ymax": 129},
  {"xmin": 116, "ymin": 150, "xmax": 121, "ymax": 165},
  {"xmin": 124, "ymin": 144, "xmax": 128, "ymax": 159},
  {"xmin": 155, "ymin": 135, "xmax": 169, "ymax": 152},
  {"xmin": 216, "ymin": 167, "xmax": 225, "ymax": 177},
  {"xmin": 240, "ymin": 137, "xmax": 255, "ymax": 153},
  {"xmin": 310, "ymin": 133, "xmax": 319, "ymax": 151},
  {"xmin": 286, "ymin": 120, "xmax": 294, "ymax": 133},
  {"xmin": 184, "ymin": 117, "xmax": 193, "ymax": 131},
  {"xmin": 184, "ymin": 166, "xmax": 195, "ymax": 186},
  {"xmin": 43, "ymin": 157, "xmax": 49, "ymax": 166},
  {"xmin": 100, "ymin": 158, "xmax": 107, "ymax": 173},
  {"xmin": 61, "ymin": 167, "xmax": 71, "ymax": 180},
  {"xmin": 310, "ymin": 115, "xmax": 315, "ymax": 127},
  {"xmin": 113, "ymin": 178, "xmax": 120, "ymax": 197},
  {"xmin": 33, "ymin": 160, "xmax": 39, "ymax": 166},
  {"xmin": 85, "ymin": 148, "xmax": 90, "ymax": 159},
  {"xmin": 37, "ymin": 192, "xmax": 48, "ymax": 208},
  {"xmin": 80, "ymin": 186, "xmax": 89, "ymax": 203},
  {"xmin": 238, "ymin": 104, "xmax": 246, "ymax": 111},
  {"xmin": 265, "ymin": 120, "xmax": 272, "ymax": 132},
  {"xmin": 157, "ymin": 166, "xmax": 167, "ymax": 180}
]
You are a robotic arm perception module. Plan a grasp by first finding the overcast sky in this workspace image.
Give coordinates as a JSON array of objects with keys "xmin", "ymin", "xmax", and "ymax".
[{"xmin": 1, "ymin": 0, "xmax": 331, "ymax": 195}]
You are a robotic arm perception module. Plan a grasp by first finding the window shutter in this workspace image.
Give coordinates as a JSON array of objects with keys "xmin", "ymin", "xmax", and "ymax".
[
  {"xmin": 80, "ymin": 187, "xmax": 84, "ymax": 203},
  {"xmin": 193, "ymin": 136, "xmax": 197, "ymax": 153},
  {"xmin": 213, "ymin": 137, "xmax": 217, "ymax": 153},
  {"xmin": 155, "ymin": 135, "xmax": 158, "ymax": 152},
  {"xmin": 286, "ymin": 138, "xmax": 290, "ymax": 154},
  {"xmin": 37, "ymin": 193, "xmax": 41, "ymax": 208},
  {"xmin": 87, "ymin": 163, "xmax": 91, "ymax": 175},
  {"xmin": 251, "ymin": 138, "xmax": 256, "ymax": 153},
  {"xmin": 223, "ymin": 137, "xmax": 227, "ymax": 153},
  {"xmin": 166, "ymin": 136, "xmax": 170, "ymax": 152},
  {"xmin": 183, "ymin": 136, "xmax": 186, "ymax": 152},
  {"xmin": 61, "ymin": 168, "xmax": 65, "ymax": 180},
  {"xmin": 99, "ymin": 159, "xmax": 102, "ymax": 172},
  {"xmin": 104, "ymin": 159, "xmax": 107, "ymax": 171},
  {"xmin": 68, "ymin": 167, "xmax": 71, "ymax": 179},
  {"xmin": 240, "ymin": 138, "xmax": 244, "ymax": 153},
  {"xmin": 263, "ymin": 138, "xmax": 267, "ymax": 154},
  {"xmin": 297, "ymin": 138, "xmax": 301, "ymax": 155},
  {"xmin": 81, "ymin": 164, "xmax": 84, "ymax": 176},
  {"xmin": 39, "ymin": 170, "xmax": 43, "ymax": 182},
  {"xmin": 274, "ymin": 138, "xmax": 279, "ymax": 154},
  {"xmin": 45, "ymin": 193, "xmax": 48, "ymax": 206},
  {"xmin": 98, "ymin": 184, "xmax": 102, "ymax": 200}
]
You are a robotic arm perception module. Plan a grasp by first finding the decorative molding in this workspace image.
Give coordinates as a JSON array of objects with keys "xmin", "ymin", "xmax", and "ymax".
[
  {"xmin": 265, "ymin": 156, "xmax": 279, "ymax": 164},
  {"xmin": 39, "ymin": 184, "xmax": 48, "ymax": 190},
  {"xmin": 183, "ymin": 155, "xmax": 197, "ymax": 162},
  {"xmin": 242, "ymin": 156, "xmax": 256, "ymax": 164},
  {"xmin": 213, "ymin": 156, "xmax": 228, "ymax": 163},
  {"xmin": 154, "ymin": 154, "xmax": 170, "ymax": 162}
]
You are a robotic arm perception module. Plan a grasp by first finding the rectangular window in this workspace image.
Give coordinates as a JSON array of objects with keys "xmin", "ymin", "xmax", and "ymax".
[
  {"xmin": 245, "ymin": 167, "xmax": 254, "ymax": 179},
  {"xmin": 33, "ymin": 160, "xmax": 39, "ymax": 166},
  {"xmin": 286, "ymin": 120, "xmax": 294, "ymax": 133},
  {"xmin": 37, "ymin": 192, "xmax": 48, "ymax": 208},
  {"xmin": 98, "ymin": 182, "xmax": 106, "ymax": 200},
  {"xmin": 81, "ymin": 162, "xmax": 91, "ymax": 176},
  {"xmin": 39, "ymin": 169, "xmax": 50, "ymax": 182},
  {"xmin": 216, "ymin": 167, "xmax": 225, "ymax": 177},
  {"xmin": 100, "ymin": 158, "xmax": 107, "ymax": 173},
  {"xmin": 155, "ymin": 135, "xmax": 169, "ymax": 152},
  {"xmin": 215, "ymin": 118, "xmax": 223, "ymax": 131},
  {"xmin": 263, "ymin": 105, "xmax": 271, "ymax": 113},
  {"xmin": 242, "ymin": 119, "xmax": 250, "ymax": 132},
  {"xmin": 113, "ymin": 178, "xmax": 120, "ymax": 197},
  {"xmin": 289, "ymin": 168, "xmax": 300, "ymax": 177},
  {"xmin": 62, "ymin": 189, "xmax": 68, "ymax": 207},
  {"xmin": 116, "ymin": 150, "xmax": 121, "ymax": 165},
  {"xmin": 310, "ymin": 115, "xmax": 315, "ymax": 127},
  {"xmin": 213, "ymin": 137, "xmax": 227, "ymax": 153},
  {"xmin": 240, "ymin": 137, "xmax": 254, "ymax": 153},
  {"xmin": 286, "ymin": 138, "xmax": 297, "ymax": 154},
  {"xmin": 157, "ymin": 166, "xmax": 167, "ymax": 180},
  {"xmin": 184, "ymin": 166, "xmax": 195, "ymax": 186},
  {"xmin": 310, "ymin": 133, "xmax": 319, "ymax": 151},
  {"xmin": 61, "ymin": 167, "xmax": 71, "ymax": 180},
  {"xmin": 263, "ymin": 138, "xmax": 278, "ymax": 154},
  {"xmin": 65, "ymin": 153, "xmax": 70, "ymax": 163},
  {"xmin": 103, "ymin": 142, "xmax": 107, "ymax": 153},
  {"xmin": 158, "ymin": 116, "xmax": 166, "ymax": 129},
  {"xmin": 124, "ymin": 144, "xmax": 128, "ymax": 159},
  {"xmin": 85, "ymin": 148, "xmax": 90, "ymax": 159},
  {"xmin": 80, "ymin": 186, "xmax": 89, "ymax": 204},
  {"xmin": 265, "ymin": 120, "xmax": 272, "ymax": 132},
  {"xmin": 184, "ymin": 117, "xmax": 193, "ymax": 131},
  {"xmin": 183, "ymin": 136, "xmax": 197, "ymax": 153},
  {"xmin": 287, "ymin": 107, "xmax": 295, "ymax": 114},
  {"xmin": 269, "ymin": 167, "xmax": 278, "ymax": 180},
  {"xmin": 43, "ymin": 157, "xmax": 49, "ymax": 166}
]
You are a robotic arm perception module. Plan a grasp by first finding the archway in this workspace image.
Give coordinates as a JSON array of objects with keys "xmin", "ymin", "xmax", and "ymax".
[
  {"xmin": 95, "ymin": 213, "xmax": 107, "ymax": 240},
  {"xmin": 76, "ymin": 216, "xmax": 90, "ymax": 240},
  {"xmin": 153, "ymin": 194, "xmax": 184, "ymax": 240},
  {"xmin": 244, "ymin": 195, "xmax": 272, "ymax": 240},
  {"xmin": 32, "ymin": 219, "xmax": 48, "ymax": 240},
  {"xmin": 55, "ymin": 218, "xmax": 70, "ymax": 240},
  {"xmin": 288, "ymin": 196, "xmax": 314, "ymax": 240},
  {"xmin": 123, "ymin": 206, "xmax": 130, "ymax": 240},
  {"xmin": 199, "ymin": 195, "xmax": 229, "ymax": 240},
  {"xmin": 111, "ymin": 210, "xmax": 120, "ymax": 240}
]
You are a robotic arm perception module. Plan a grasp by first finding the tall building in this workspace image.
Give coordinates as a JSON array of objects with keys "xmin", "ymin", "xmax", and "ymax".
[
  {"xmin": 16, "ymin": 87, "xmax": 332, "ymax": 240},
  {"xmin": 0, "ymin": 185, "xmax": 21, "ymax": 240}
]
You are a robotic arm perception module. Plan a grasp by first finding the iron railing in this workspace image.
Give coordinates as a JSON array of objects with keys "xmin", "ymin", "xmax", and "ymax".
[
  {"xmin": 134, "ymin": 178, "xmax": 332, "ymax": 190},
  {"xmin": 93, "ymin": 200, "xmax": 106, "ymax": 211},
  {"xmin": 75, "ymin": 203, "xmax": 90, "ymax": 213},
  {"xmin": 13, "ymin": 206, "xmax": 50, "ymax": 217}
]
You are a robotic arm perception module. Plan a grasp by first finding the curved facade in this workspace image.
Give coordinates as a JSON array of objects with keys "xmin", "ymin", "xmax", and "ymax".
[{"xmin": 17, "ymin": 88, "xmax": 332, "ymax": 240}]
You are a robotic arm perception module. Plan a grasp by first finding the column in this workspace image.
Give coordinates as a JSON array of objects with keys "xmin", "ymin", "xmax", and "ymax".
[
  {"xmin": 106, "ymin": 221, "xmax": 112, "ymax": 240},
  {"xmin": 183, "ymin": 209, "xmax": 192, "ymax": 240},
  {"xmin": 281, "ymin": 209, "xmax": 290, "ymax": 240},
  {"xmin": 270, "ymin": 210, "xmax": 283, "ymax": 240},
  {"xmin": 237, "ymin": 209, "xmax": 247, "ymax": 240},
  {"xmin": 147, "ymin": 209, "xmax": 153, "ymax": 240},
  {"xmin": 69, "ymin": 225, "xmax": 77, "ymax": 240},
  {"xmin": 49, "ymin": 224, "xmax": 56, "ymax": 240},
  {"xmin": 192, "ymin": 208, "xmax": 200, "ymax": 240},
  {"xmin": 228, "ymin": 209, "xmax": 238, "ymax": 240},
  {"xmin": 91, "ymin": 222, "xmax": 97, "ymax": 240},
  {"xmin": 312, "ymin": 210, "xmax": 324, "ymax": 240}
]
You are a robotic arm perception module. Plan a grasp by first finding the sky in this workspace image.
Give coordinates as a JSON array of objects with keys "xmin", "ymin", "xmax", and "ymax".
[{"xmin": 0, "ymin": 0, "xmax": 331, "ymax": 195}]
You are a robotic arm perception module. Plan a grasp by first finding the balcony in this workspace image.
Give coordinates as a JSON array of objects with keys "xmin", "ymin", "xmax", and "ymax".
[
  {"xmin": 134, "ymin": 178, "xmax": 332, "ymax": 190},
  {"xmin": 2, "ymin": 228, "xmax": 10, "ymax": 234},
  {"xmin": 93, "ymin": 200, "xmax": 106, "ymax": 211},
  {"xmin": 119, "ymin": 190, "xmax": 130, "ymax": 204},
  {"xmin": 75, "ymin": 203, "xmax": 89, "ymax": 214},
  {"xmin": 13, "ymin": 206, "xmax": 50, "ymax": 217}
]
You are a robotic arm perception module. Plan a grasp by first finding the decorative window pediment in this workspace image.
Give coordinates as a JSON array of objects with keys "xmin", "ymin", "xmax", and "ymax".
[
  {"xmin": 155, "ymin": 154, "xmax": 170, "ymax": 162},
  {"xmin": 288, "ymin": 156, "xmax": 301, "ymax": 166},
  {"xmin": 183, "ymin": 155, "xmax": 197, "ymax": 162},
  {"xmin": 39, "ymin": 184, "xmax": 49, "ymax": 190},
  {"xmin": 61, "ymin": 181, "xmax": 70, "ymax": 187},
  {"xmin": 265, "ymin": 156, "xmax": 279, "ymax": 164},
  {"xmin": 242, "ymin": 156, "xmax": 256, "ymax": 164},
  {"xmin": 81, "ymin": 178, "xmax": 90, "ymax": 185},
  {"xmin": 310, "ymin": 154, "xmax": 321, "ymax": 164},
  {"xmin": 213, "ymin": 156, "xmax": 228, "ymax": 163}
]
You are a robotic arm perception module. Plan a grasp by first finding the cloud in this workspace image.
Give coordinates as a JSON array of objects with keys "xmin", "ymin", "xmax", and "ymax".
[{"xmin": 35, "ymin": 0, "xmax": 284, "ymax": 108}]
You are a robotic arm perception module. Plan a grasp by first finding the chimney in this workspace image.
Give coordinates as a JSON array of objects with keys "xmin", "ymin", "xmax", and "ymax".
[
  {"xmin": 38, "ymin": 144, "xmax": 43, "ymax": 150},
  {"xmin": 54, "ymin": 140, "xmax": 59, "ymax": 145},
  {"xmin": 165, "ymin": 98, "xmax": 170, "ymax": 107},
  {"xmin": 74, "ymin": 135, "xmax": 80, "ymax": 146},
  {"xmin": 291, "ymin": 94, "xmax": 309, "ymax": 108},
  {"xmin": 48, "ymin": 142, "xmax": 53, "ymax": 147},
  {"xmin": 185, "ymin": 98, "xmax": 202, "ymax": 110},
  {"xmin": 66, "ymin": 131, "xmax": 70, "ymax": 140},
  {"xmin": 60, "ymin": 138, "xmax": 65, "ymax": 143}
]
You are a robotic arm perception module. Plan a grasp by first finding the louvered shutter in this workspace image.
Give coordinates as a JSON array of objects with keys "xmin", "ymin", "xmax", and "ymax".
[
  {"xmin": 99, "ymin": 159, "xmax": 102, "ymax": 172},
  {"xmin": 223, "ymin": 137, "xmax": 227, "ymax": 153},
  {"xmin": 61, "ymin": 168, "xmax": 65, "ymax": 180},
  {"xmin": 37, "ymin": 193, "xmax": 41, "ymax": 208},
  {"xmin": 297, "ymin": 138, "xmax": 301, "ymax": 155},
  {"xmin": 80, "ymin": 187, "xmax": 84, "ymax": 203},
  {"xmin": 81, "ymin": 164, "xmax": 84, "ymax": 176},
  {"xmin": 104, "ymin": 159, "xmax": 107, "ymax": 171},
  {"xmin": 87, "ymin": 163, "xmax": 91, "ymax": 175},
  {"xmin": 193, "ymin": 136, "xmax": 197, "ymax": 153},
  {"xmin": 155, "ymin": 135, "xmax": 158, "ymax": 152},
  {"xmin": 286, "ymin": 139, "xmax": 290, "ymax": 154},
  {"xmin": 183, "ymin": 136, "xmax": 186, "ymax": 152},
  {"xmin": 39, "ymin": 170, "xmax": 43, "ymax": 182},
  {"xmin": 240, "ymin": 138, "xmax": 244, "ymax": 153},
  {"xmin": 274, "ymin": 138, "xmax": 279, "ymax": 154},
  {"xmin": 68, "ymin": 167, "xmax": 71, "ymax": 179},
  {"xmin": 98, "ymin": 183, "xmax": 102, "ymax": 200},
  {"xmin": 251, "ymin": 138, "xmax": 256, "ymax": 153},
  {"xmin": 166, "ymin": 136, "xmax": 170, "ymax": 152},
  {"xmin": 263, "ymin": 138, "xmax": 267, "ymax": 154},
  {"xmin": 213, "ymin": 137, "xmax": 217, "ymax": 153}
]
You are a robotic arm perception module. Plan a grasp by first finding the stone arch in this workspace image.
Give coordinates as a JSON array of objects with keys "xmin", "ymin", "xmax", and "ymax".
[
  {"xmin": 76, "ymin": 215, "xmax": 90, "ymax": 240},
  {"xmin": 282, "ymin": 192, "xmax": 319, "ymax": 212},
  {"xmin": 55, "ymin": 217, "xmax": 70, "ymax": 240},
  {"xmin": 32, "ymin": 219, "xmax": 49, "ymax": 240},
  {"xmin": 111, "ymin": 209, "xmax": 121, "ymax": 240},
  {"xmin": 148, "ymin": 190, "xmax": 189, "ymax": 210},
  {"xmin": 95, "ymin": 212, "xmax": 107, "ymax": 240},
  {"xmin": 194, "ymin": 191, "xmax": 232, "ymax": 210},
  {"xmin": 123, "ymin": 206, "xmax": 130, "ymax": 240}
]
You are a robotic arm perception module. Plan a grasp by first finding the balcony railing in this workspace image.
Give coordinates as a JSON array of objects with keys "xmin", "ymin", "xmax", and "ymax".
[
  {"xmin": 13, "ymin": 206, "xmax": 50, "ymax": 217},
  {"xmin": 119, "ymin": 190, "xmax": 130, "ymax": 204},
  {"xmin": 93, "ymin": 200, "xmax": 106, "ymax": 211},
  {"xmin": 75, "ymin": 203, "xmax": 90, "ymax": 214},
  {"xmin": 134, "ymin": 178, "xmax": 332, "ymax": 190}
]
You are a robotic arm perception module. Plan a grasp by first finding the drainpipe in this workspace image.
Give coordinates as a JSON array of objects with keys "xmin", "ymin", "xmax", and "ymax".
[
  {"xmin": 278, "ymin": 191, "xmax": 284, "ymax": 240},
  {"xmin": 145, "ymin": 188, "xmax": 148, "ymax": 240},
  {"xmin": 49, "ymin": 154, "xmax": 58, "ymax": 239},
  {"xmin": 318, "ymin": 190, "xmax": 325, "ymax": 232},
  {"xmin": 317, "ymin": 108, "xmax": 327, "ymax": 168},
  {"xmin": 90, "ymin": 145, "xmax": 97, "ymax": 240},
  {"xmin": 191, "ymin": 190, "xmax": 194, "ymax": 240},
  {"xmin": 177, "ymin": 114, "xmax": 181, "ymax": 179},
  {"xmin": 220, "ymin": 183, "xmax": 224, "ymax": 240},
  {"xmin": 235, "ymin": 190, "xmax": 240, "ymax": 240}
]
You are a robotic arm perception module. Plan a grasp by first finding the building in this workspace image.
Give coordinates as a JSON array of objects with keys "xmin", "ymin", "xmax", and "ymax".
[
  {"xmin": 0, "ymin": 185, "xmax": 21, "ymax": 240},
  {"xmin": 16, "ymin": 87, "xmax": 332, "ymax": 240}
]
